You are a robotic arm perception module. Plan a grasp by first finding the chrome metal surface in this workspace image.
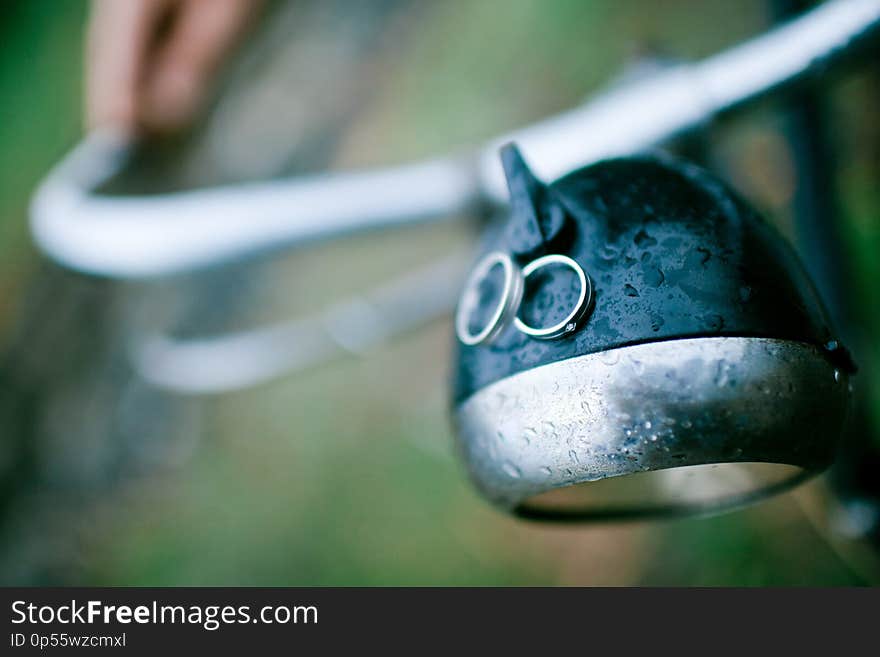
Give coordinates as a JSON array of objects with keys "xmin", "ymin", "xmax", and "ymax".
[
  {"xmin": 31, "ymin": 0, "xmax": 880, "ymax": 279},
  {"xmin": 455, "ymin": 252, "xmax": 523, "ymax": 347},
  {"xmin": 455, "ymin": 337, "xmax": 850, "ymax": 519},
  {"xmin": 513, "ymin": 254, "xmax": 592, "ymax": 340}
]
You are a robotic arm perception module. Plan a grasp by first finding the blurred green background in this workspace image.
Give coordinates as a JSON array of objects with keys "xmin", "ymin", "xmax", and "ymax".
[{"xmin": 0, "ymin": 0, "xmax": 878, "ymax": 586}]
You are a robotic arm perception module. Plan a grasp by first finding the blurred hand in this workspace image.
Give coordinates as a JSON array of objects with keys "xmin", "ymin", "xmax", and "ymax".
[{"xmin": 86, "ymin": 0, "xmax": 262, "ymax": 135}]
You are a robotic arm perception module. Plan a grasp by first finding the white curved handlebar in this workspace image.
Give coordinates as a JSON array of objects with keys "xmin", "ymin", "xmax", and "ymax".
[
  {"xmin": 30, "ymin": 0, "xmax": 880, "ymax": 279},
  {"xmin": 25, "ymin": 0, "xmax": 880, "ymax": 395}
]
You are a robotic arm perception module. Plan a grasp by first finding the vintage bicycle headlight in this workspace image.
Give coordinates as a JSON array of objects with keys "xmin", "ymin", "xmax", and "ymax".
[{"xmin": 452, "ymin": 145, "xmax": 855, "ymax": 520}]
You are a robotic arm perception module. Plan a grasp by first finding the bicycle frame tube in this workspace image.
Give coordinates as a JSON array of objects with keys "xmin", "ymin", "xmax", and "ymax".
[
  {"xmin": 131, "ymin": 251, "xmax": 474, "ymax": 393},
  {"xmin": 30, "ymin": 0, "xmax": 880, "ymax": 279}
]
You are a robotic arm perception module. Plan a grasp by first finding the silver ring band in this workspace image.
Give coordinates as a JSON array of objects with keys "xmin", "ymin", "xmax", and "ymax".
[
  {"xmin": 455, "ymin": 252, "xmax": 523, "ymax": 347},
  {"xmin": 514, "ymin": 254, "xmax": 592, "ymax": 340}
]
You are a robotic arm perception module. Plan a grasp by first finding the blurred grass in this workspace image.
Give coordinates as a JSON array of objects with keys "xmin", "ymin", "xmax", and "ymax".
[
  {"xmin": 0, "ymin": 1, "xmax": 85, "ymax": 300},
  {"xmin": 0, "ymin": 0, "xmax": 876, "ymax": 585}
]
